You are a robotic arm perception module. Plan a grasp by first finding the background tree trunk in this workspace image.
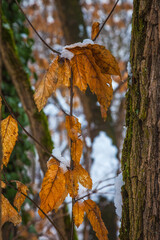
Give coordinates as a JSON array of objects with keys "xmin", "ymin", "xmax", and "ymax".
[{"xmin": 120, "ymin": 0, "xmax": 160, "ymax": 239}]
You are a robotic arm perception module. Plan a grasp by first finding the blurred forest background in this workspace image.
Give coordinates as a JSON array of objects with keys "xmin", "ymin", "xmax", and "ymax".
[{"xmin": 1, "ymin": 0, "xmax": 132, "ymax": 239}]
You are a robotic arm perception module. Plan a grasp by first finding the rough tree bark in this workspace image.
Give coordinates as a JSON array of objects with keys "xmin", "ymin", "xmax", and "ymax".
[{"xmin": 120, "ymin": 0, "xmax": 160, "ymax": 239}]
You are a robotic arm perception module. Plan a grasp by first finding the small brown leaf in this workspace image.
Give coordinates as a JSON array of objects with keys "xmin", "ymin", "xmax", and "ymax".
[
  {"xmin": 84, "ymin": 199, "xmax": 108, "ymax": 240},
  {"xmin": 73, "ymin": 201, "xmax": 85, "ymax": 227},
  {"xmin": 38, "ymin": 159, "xmax": 66, "ymax": 218},
  {"xmin": 91, "ymin": 22, "xmax": 100, "ymax": 40},
  {"xmin": 100, "ymin": 105, "xmax": 107, "ymax": 121},
  {"xmin": 1, "ymin": 181, "xmax": 6, "ymax": 189},
  {"xmin": 1, "ymin": 115, "xmax": 18, "ymax": 167},
  {"xmin": 71, "ymin": 139, "xmax": 83, "ymax": 164},
  {"xmin": 75, "ymin": 164, "xmax": 92, "ymax": 190},
  {"xmin": 2, "ymin": 194, "xmax": 22, "ymax": 227},
  {"xmin": 12, "ymin": 181, "xmax": 28, "ymax": 212},
  {"xmin": 65, "ymin": 116, "xmax": 81, "ymax": 141},
  {"xmin": 34, "ymin": 56, "xmax": 71, "ymax": 111},
  {"xmin": 65, "ymin": 170, "xmax": 79, "ymax": 198},
  {"xmin": 34, "ymin": 57, "xmax": 59, "ymax": 111}
]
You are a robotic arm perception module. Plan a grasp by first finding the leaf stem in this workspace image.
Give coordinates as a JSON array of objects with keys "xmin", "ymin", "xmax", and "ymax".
[
  {"xmin": 14, "ymin": 0, "xmax": 60, "ymax": 55},
  {"xmin": 93, "ymin": 0, "xmax": 120, "ymax": 41}
]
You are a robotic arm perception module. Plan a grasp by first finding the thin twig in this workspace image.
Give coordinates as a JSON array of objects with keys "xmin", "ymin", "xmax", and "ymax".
[
  {"xmin": 52, "ymin": 95, "xmax": 69, "ymax": 116},
  {"xmin": 14, "ymin": 0, "xmax": 60, "ymax": 55},
  {"xmin": 1, "ymin": 93, "xmax": 69, "ymax": 167},
  {"xmin": 74, "ymin": 184, "xmax": 114, "ymax": 202},
  {"xmin": 2, "ymin": 173, "xmax": 65, "ymax": 240},
  {"xmin": 113, "ymin": 78, "xmax": 127, "ymax": 96},
  {"xmin": 93, "ymin": 0, "xmax": 120, "ymax": 41}
]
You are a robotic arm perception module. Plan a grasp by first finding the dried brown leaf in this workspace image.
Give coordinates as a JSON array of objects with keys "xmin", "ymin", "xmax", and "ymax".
[
  {"xmin": 71, "ymin": 139, "xmax": 83, "ymax": 164},
  {"xmin": 88, "ymin": 44, "xmax": 121, "ymax": 77},
  {"xmin": 2, "ymin": 194, "xmax": 22, "ymax": 227},
  {"xmin": 65, "ymin": 116, "xmax": 81, "ymax": 141},
  {"xmin": 34, "ymin": 56, "xmax": 71, "ymax": 111},
  {"xmin": 73, "ymin": 201, "xmax": 85, "ymax": 227},
  {"xmin": 91, "ymin": 22, "xmax": 100, "ymax": 40},
  {"xmin": 84, "ymin": 199, "xmax": 108, "ymax": 240},
  {"xmin": 12, "ymin": 181, "xmax": 29, "ymax": 212},
  {"xmin": 38, "ymin": 159, "xmax": 66, "ymax": 218},
  {"xmin": 1, "ymin": 115, "xmax": 18, "ymax": 167},
  {"xmin": 75, "ymin": 164, "xmax": 92, "ymax": 190},
  {"xmin": 65, "ymin": 170, "xmax": 79, "ymax": 198}
]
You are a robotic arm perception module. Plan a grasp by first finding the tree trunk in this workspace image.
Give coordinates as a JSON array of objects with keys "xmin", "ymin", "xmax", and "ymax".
[
  {"xmin": 120, "ymin": 0, "xmax": 160, "ymax": 239},
  {"xmin": 54, "ymin": 0, "xmax": 87, "ymax": 44}
]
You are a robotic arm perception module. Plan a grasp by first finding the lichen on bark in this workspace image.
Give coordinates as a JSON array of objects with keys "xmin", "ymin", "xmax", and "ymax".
[{"xmin": 120, "ymin": 0, "xmax": 160, "ymax": 239}]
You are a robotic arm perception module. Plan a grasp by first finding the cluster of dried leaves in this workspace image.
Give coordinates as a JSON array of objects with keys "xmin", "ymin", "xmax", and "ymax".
[
  {"xmin": 1, "ymin": 37, "xmax": 120, "ymax": 239},
  {"xmin": 0, "ymin": 103, "xmax": 28, "ymax": 226},
  {"xmin": 34, "ymin": 42, "xmax": 120, "ymax": 118},
  {"xmin": 33, "ymin": 40, "xmax": 120, "ymax": 239}
]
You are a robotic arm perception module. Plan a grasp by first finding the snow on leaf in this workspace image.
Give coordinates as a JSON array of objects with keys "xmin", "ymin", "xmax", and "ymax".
[
  {"xmin": 75, "ymin": 164, "xmax": 92, "ymax": 190},
  {"xmin": 65, "ymin": 170, "xmax": 79, "ymax": 198},
  {"xmin": 2, "ymin": 194, "xmax": 22, "ymax": 226},
  {"xmin": 1, "ymin": 115, "xmax": 18, "ymax": 167},
  {"xmin": 73, "ymin": 201, "xmax": 85, "ymax": 228},
  {"xmin": 38, "ymin": 158, "xmax": 66, "ymax": 218},
  {"xmin": 34, "ymin": 41, "xmax": 120, "ymax": 114},
  {"xmin": 84, "ymin": 199, "xmax": 108, "ymax": 240},
  {"xmin": 91, "ymin": 22, "xmax": 100, "ymax": 40},
  {"xmin": 65, "ymin": 116, "xmax": 81, "ymax": 141},
  {"xmin": 71, "ymin": 139, "xmax": 83, "ymax": 164},
  {"xmin": 12, "ymin": 180, "xmax": 28, "ymax": 212}
]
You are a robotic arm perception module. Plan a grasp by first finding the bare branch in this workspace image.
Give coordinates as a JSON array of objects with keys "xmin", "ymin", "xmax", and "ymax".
[
  {"xmin": 113, "ymin": 78, "xmax": 127, "ymax": 96},
  {"xmin": 14, "ymin": 0, "xmax": 60, "ymax": 55}
]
